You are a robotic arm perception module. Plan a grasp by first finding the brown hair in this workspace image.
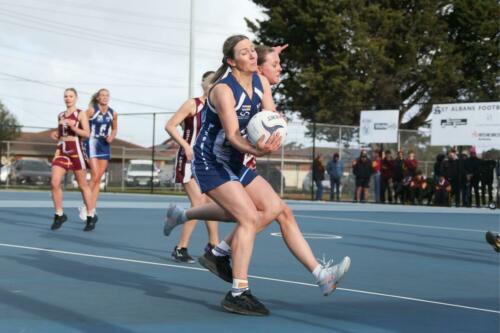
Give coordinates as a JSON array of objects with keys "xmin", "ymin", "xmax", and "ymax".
[
  {"xmin": 64, "ymin": 87, "xmax": 78, "ymax": 97},
  {"xmin": 211, "ymin": 35, "xmax": 249, "ymax": 83},
  {"xmin": 89, "ymin": 88, "xmax": 109, "ymax": 107},
  {"xmin": 255, "ymin": 45, "xmax": 274, "ymax": 66}
]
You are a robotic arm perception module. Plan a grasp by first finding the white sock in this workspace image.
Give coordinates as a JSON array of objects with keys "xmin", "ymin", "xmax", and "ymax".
[
  {"xmin": 88, "ymin": 209, "xmax": 95, "ymax": 217},
  {"xmin": 312, "ymin": 264, "xmax": 322, "ymax": 282},
  {"xmin": 212, "ymin": 240, "xmax": 231, "ymax": 257},
  {"xmin": 231, "ymin": 278, "xmax": 249, "ymax": 297},
  {"xmin": 55, "ymin": 210, "xmax": 63, "ymax": 216}
]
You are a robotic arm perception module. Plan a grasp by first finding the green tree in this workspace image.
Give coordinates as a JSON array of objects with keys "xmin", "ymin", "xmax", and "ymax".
[
  {"xmin": 0, "ymin": 100, "xmax": 21, "ymax": 142},
  {"xmin": 247, "ymin": 0, "xmax": 499, "ymax": 129}
]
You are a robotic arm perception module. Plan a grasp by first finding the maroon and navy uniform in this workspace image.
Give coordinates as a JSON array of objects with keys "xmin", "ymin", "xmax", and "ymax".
[
  {"xmin": 52, "ymin": 109, "xmax": 88, "ymax": 171},
  {"xmin": 174, "ymin": 98, "xmax": 203, "ymax": 184}
]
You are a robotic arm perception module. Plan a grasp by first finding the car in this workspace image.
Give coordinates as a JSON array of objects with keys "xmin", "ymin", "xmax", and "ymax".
[
  {"xmin": 125, "ymin": 160, "xmax": 160, "ymax": 187},
  {"xmin": 8, "ymin": 158, "xmax": 51, "ymax": 186},
  {"xmin": 302, "ymin": 170, "xmax": 331, "ymax": 192}
]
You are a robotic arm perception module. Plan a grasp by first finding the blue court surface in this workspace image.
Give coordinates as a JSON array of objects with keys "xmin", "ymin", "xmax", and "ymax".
[{"xmin": 0, "ymin": 190, "xmax": 498, "ymax": 333}]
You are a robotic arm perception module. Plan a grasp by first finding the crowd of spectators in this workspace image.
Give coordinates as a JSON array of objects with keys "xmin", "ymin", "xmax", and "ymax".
[{"xmin": 314, "ymin": 147, "xmax": 499, "ymax": 208}]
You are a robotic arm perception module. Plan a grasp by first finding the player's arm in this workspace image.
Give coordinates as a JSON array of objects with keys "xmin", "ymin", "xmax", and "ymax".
[
  {"xmin": 258, "ymin": 73, "xmax": 287, "ymax": 121},
  {"xmin": 259, "ymin": 74, "xmax": 276, "ymax": 112},
  {"xmin": 107, "ymin": 112, "xmax": 118, "ymax": 143},
  {"xmin": 212, "ymin": 84, "xmax": 279, "ymax": 157},
  {"xmin": 165, "ymin": 99, "xmax": 196, "ymax": 151},
  {"xmin": 273, "ymin": 44, "xmax": 288, "ymax": 55}
]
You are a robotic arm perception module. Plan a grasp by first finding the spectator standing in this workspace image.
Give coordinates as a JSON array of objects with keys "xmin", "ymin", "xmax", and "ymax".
[
  {"xmin": 353, "ymin": 150, "xmax": 372, "ymax": 203},
  {"xmin": 372, "ymin": 151, "xmax": 382, "ymax": 203},
  {"xmin": 380, "ymin": 150, "xmax": 394, "ymax": 203},
  {"xmin": 465, "ymin": 147, "xmax": 481, "ymax": 208},
  {"xmin": 441, "ymin": 148, "xmax": 460, "ymax": 207},
  {"xmin": 312, "ymin": 154, "xmax": 325, "ymax": 201},
  {"xmin": 393, "ymin": 150, "xmax": 405, "ymax": 204},
  {"xmin": 326, "ymin": 152, "xmax": 343, "ymax": 201},
  {"xmin": 458, "ymin": 152, "xmax": 468, "ymax": 206},
  {"xmin": 403, "ymin": 151, "xmax": 418, "ymax": 178},
  {"xmin": 480, "ymin": 152, "xmax": 496, "ymax": 206},
  {"xmin": 433, "ymin": 153, "xmax": 445, "ymax": 182}
]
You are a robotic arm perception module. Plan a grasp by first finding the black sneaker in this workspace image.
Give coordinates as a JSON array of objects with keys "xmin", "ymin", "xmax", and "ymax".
[
  {"xmin": 221, "ymin": 290, "xmax": 269, "ymax": 316},
  {"xmin": 198, "ymin": 250, "xmax": 232, "ymax": 283},
  {"xmin": 171, "ymin": 246, "xmax": 195, "ymax": 263},
  {"xmin": 50, "ymin": 214, "xmax": 67, "ymax": 230},
  {"xmin": 204, "ymin": 243, "xmax": 215, "ymax": 253},
  {"xmin": 485, "ymin": 231, "xmax": 500, "ymax": 253},
  {"xmin": 83, "ymin": 215, "xmax": 98, "ymax": 232}
]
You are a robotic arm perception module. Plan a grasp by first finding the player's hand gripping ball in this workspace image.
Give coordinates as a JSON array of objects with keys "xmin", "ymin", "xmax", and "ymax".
[{"xmin": 246, "ymin": 110, "xmax": 287, "ymax": 146}]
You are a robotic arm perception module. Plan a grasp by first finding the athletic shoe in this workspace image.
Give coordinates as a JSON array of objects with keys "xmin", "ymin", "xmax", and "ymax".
[
  {"xmin": 163, "ymin": 204, "xmax": 184, "ymax": 236},
  {"xmin": 78, "ymin": 205, "xmax": 87, "ymax": 221},
  {"xmin": 204, "ymin": 243, "xmax": 215, "ymax": 254},
  {"xmin": 317, "ymin": 256, "xmax": 351, "ymax": 296},
  {"xmin": 78, "ymin": 205, "xmax": 97, "ymax": 222},
  {"xmin": 50, "ymin": 214, "xmax": 67, "ymax": 230},
  {"xmin": 83, "ymin": 215, "xmax": 98, "ymax": 232},
  {"xmin": 171, "ymin": 246, "xmax": 195, "ymax": 264},
  {"xmin": 485, "ymin": 231, "xmax": 500, "ymax": 253},
  {"xmin": 221, "ymin": 290, "xmax": 269, "ymax": 316},
  {"xmin": 198, "ymin": 250, "xmax": 232, "ymax": 283}
]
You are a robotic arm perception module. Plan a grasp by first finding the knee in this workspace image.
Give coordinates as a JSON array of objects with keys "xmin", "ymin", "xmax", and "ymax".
[
  {"xmin": 239, "ymin": 210, "xmax": 259, "ymax": 231},
  {"xmin": 276, "ymin": 203, "xmax": 295, "ymax": 227},
  {"xmin": 51, "ymin": 178, "xmax": 60, "ymax": 190},
  {"xmin": 267, "ymin": 198, "xmax": 283, "ymax": 221}
]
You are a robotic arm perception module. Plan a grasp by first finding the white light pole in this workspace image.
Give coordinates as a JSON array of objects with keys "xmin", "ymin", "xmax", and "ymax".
[{"xmin": 188, "ymin": 0, "xmax": 195, "ymax": 99}]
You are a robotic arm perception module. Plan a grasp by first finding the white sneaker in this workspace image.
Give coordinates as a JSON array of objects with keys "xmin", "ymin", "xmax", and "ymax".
[
  {"xmin": 78, "ymin": 205, "xmax": 87, "ymax": 221},
  {"xmin": 163, "ymin": 204, "xmax": 185, "ymax": 236},
  {"xmin": 317, "ymin": 256, "xmax": 351, "ymax": 296}
]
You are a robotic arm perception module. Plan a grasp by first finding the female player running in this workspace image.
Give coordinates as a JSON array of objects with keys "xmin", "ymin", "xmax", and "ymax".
[
  {"xmin": 164, "ymin": 71, "xmax": 219, "ymax": 263},
  {"xmin": 50, "ymin": 88, "xmax": 97, "ymax": 231},
  {"xmin": 165, "ymin": 35, "xmax": 284, "ymax": 315},
  {"xmin": 168, "ymin": 45, "xmax": 350, "ymax": 301},
  {"xmin": 79, "ymin": 89, "xmax": 117, "ymax": 223}
]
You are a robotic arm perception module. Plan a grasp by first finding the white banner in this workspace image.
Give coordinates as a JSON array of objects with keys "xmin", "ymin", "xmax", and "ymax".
[
  {"xmin": 359, "ymin": 110, "xmax": 399, "ymax": 143},
  {"xmin": 430, "ymin": 102, "xmax": 500, "ymax": 148}
]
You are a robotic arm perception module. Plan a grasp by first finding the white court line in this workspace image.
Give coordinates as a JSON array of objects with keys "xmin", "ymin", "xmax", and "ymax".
[
  {"xmin": 0, "ymin": 242, "xmax": 498, "ymax": 315},
  {"xmin": 294, "ymin": 214, "xmax": 498, "ymax": 233}
]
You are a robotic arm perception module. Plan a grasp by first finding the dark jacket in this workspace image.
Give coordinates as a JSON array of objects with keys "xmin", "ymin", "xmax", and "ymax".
[
  {"xmin": 433, "ymin": 154, "xmax": 445, "ymax": 179},
  {"xmin": 353, "ymin": 158, "xmax": 372, "ymax": 179},
  {"xmin": 441, "ymin": 157, "xmax": 459, "ymax": 182},
  {"xmin": 392, "ymin": 157, "xmax": 404, "ymax": 181},
  {"xmin": 465, "ymin": 156, "xmax": 481, "ymax": 183},
  {"xmin": 480, "ymin": 159, "xmax": 496, "ymax": 183},
  {"xmin": 313, "ymin": 159, "xmax": 325, "ymax": 182},
  {"xmin": 381, "ymin": 158, "xmax": 394, "ymax": 180}
]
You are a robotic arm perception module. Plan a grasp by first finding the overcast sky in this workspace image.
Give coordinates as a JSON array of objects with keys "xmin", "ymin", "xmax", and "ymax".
[{"xmin": 0, "ymin": 0, "xmax": 268, "ymax": 146}]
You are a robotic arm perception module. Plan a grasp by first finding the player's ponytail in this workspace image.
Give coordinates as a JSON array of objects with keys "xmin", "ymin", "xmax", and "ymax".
[
  {"xmin": 211, "ymin": 34, "xmax": 249, "ymax": 84},
  {"xmin": 89, "ymin": 88, "xmax": 109, "ymax": 108}
]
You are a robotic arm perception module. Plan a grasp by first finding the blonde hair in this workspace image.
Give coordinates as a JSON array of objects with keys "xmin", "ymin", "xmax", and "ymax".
[
  {"xmin": 64, "ymin": 87, "xmax": 78, "ymax": 96},
  {"xmin": 201, "ymin": 71, "xmax": 215, "ymax": 94}
]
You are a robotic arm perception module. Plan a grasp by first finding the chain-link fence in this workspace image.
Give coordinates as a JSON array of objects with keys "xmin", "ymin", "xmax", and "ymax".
[{"xmin": 1, "ymin": 115, "xmax": 498, "ymax": 204}]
